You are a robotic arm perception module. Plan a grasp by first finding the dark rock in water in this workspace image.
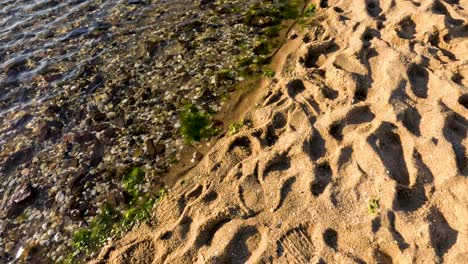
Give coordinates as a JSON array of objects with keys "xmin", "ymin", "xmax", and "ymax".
[
  {"xmin": 127, "ymin": 0, "xmax": 145, "ymax": 4},
  {"xmin": 43, "ymin": 73, "xmax": 63, "ymax": 83},
  {"xmin": 5, "ymin": 182, "xmax": 36, "ymax": 218},
  {"xmin": 200, "ymin": 0, "xmax": 215, "ymax": 5},
  {"xmin": 61, "ymin": 28, "xmax": 88, "ymax": 42},
  {"xmin": 176, "ymin": 19, "xmax": 204, "ymax": 34},
  {"xmin": 37, "ymin": 120, "xmax": 63, "ymax": 141},
  {"xmin": 91, "ymin": 21, "xmax": 112, "ymax": 31},
  {"xmin": 160, "ymin": 131, "xmax": 172, "ymax": 140},
  {"xmin": 45, "ymin": 104, "xmax": 61, "ymax": 115},
  {"xmin": 2, "ymin": 56, "xmax": 28, "ymax": 74},
  {"xmin": 92, "ymin": 123, "xmax": 109, "ymax": 132},
  {"xmin": 154, "ymin": 143, "xmax": 166, "ymax": 155},
  {"xmin": 69, "ymin": 171, "xmax": 94, "ymax": 195},
  {"xmin": 38, "ymin": 29, "xmax": 55, "ymax": 39},
  {"xmin": 143, "ymin": 39, "xmax": 167, "ymax": 58},
  {"xmin": 2, "ymin": 146, "xmax": 34, "ymax": 174},
  {"xmin": 200, "ymin": 0, "xmax": 215, "ymax": 9},
  {"xmin": 64, "ymin": 131, "xmax": 96, "ymax": 144},
  {"xmin": 8, "ymin": 113, "xmax": 33, "ymax": 132},
  {"xmin": 87, "ymin": 75, "xmax": 104, "ymax": 93},
  {"xmin": 145, "ymin": 138, "xmax": 156, "ymax": 157},
  {"xmin": 91, "ymin": 109, "xmax": 107, "ymax": 122},
  {"xmin": 103, "ymin": 127, "xmax": 117, "ymax": 139},
  {"xmin": 90, "ymin": 140, "xmax": 104, "ymax": 166}
]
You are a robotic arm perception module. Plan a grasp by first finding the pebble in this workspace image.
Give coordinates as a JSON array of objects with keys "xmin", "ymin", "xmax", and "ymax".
[{"xmin": 55, "ymin": 192, "xmax": 65, "ymax": 203}]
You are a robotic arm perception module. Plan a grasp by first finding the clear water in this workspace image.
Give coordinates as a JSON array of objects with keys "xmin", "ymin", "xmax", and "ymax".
[{"xmin": 0, "ymin": 0, "xmax": 153, "ymax": 116}]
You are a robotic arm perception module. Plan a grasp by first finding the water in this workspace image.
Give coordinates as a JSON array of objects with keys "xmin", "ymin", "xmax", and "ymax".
[{"xmin": 0, "ymin": 0, "xmax": 155, "ymax": 117}]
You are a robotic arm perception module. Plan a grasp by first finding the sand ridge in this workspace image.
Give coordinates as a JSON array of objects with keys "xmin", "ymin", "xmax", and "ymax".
[{"xmin": 93, "ymin": 0, "xmax": 467, "ymax": 263}]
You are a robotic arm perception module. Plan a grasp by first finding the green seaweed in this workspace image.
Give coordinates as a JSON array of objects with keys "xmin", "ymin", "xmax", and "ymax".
[
  {"xmin": 298, "ymin": 3, "xmax": 317, "ymax": 28},
  {"xmin": 71, "ymin": 204, "xmax": 116, "ymax": 254},
  {"xmin": 263, "ymin": 25, "xmax": 281, "ymax": 38},
  {"xmin": 122, "ymin": 167, "xmax": 145, "ymax": 201},
  {"xmin": 304, "ymin": 3, "xmax": 317, "ymax": 17},
  {"xmin": 180, "ymin": 104, "xmax": 219, "ymax": 143},
  {"xmin": 253, "ymin": 41, "xmax": 271, "ymax": 55},
  {"xmin": 63, "ymin": 167, "xmax": 168, "ymax": 263},
  {"xmin": 229, "ymin": 121, "xmax": 244, "ymax": 135},
  {"xmin": 368, "ymin": 198, "xmax": 380, "ymax": 215},
  {"xmin": 262, "ymin": 67, "xmax": 276, "ymax": 78},
  {"xmin": 237, "ymin": 56, "xmax": 254, "ymax": 67}
]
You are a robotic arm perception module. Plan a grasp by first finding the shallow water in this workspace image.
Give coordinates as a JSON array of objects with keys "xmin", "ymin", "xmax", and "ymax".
[{"xmin": 0, "ymin": 0, "xmax": 154, "ymax": 116}]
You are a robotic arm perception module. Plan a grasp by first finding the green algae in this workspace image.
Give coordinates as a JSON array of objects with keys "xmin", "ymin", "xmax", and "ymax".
[
  {"xmin": 368, "ymin": 197, "xmax": 380, "ymax": 215},
  {"xmin": 262, "ymin": 67, "xmax": 276, "ymax": 78},
  {"xmin": 180, "ymin": 104, "xmax": 220, "ymax": 143},
  {"xmin": 61, "ymin": 168, "xmax": 167, "ymax": 264},
  {"xmin": 229, "ymin": 121, "xmax": 244, "ymax": 135}
]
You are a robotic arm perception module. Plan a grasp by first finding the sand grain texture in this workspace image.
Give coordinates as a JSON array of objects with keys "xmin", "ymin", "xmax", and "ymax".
[{"xmin": 92, "ymin": 0, "xmax": 468, "ymax": 263}]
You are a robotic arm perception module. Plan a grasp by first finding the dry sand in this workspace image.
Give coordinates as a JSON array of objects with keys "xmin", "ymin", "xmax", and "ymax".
[{"xmin": 92, "ymin": 0, "xmax": 467, "ymax": 263}]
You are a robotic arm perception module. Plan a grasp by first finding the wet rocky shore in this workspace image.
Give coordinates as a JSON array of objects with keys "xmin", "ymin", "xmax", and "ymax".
[{"xmin": 0, "ymin": 0, "xmax": 303, "ymax": 262}]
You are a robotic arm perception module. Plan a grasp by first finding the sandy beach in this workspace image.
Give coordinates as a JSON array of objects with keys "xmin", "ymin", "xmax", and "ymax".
[{"xmin": 92, "ymin": 0, "xmax": 467, "ymax": 263}]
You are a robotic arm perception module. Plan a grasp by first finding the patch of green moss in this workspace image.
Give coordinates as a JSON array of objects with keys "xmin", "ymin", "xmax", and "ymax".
[
  {"xmin": 122, "ymin": 167, "xmax": 145, "ymax": 202},
  {"xmin": 278, "ymin": 0, "xmax": 302, "ymax": 19},
  {"xmin": 229, "ymin": 121, "xmax": 244, "ymax": 135},
  {"xmin": 180, "ymin": 104, "xmax": 219, "ymax": 143},
  {"xmin": 298, "ymin": 3, "xmax": 318, "ymax": 28},
  {"xmin": 262, "ymin": 67, "xmax": 276, "ymax": 78},
  {"xmin": 368, "ymin": 197, "xmax": 380, "ymax": 215},
  {"xmin": 237, "ymin": 56, "xmax": 254, "ymax": 68},
  {"xmin": 253, "ymin": 41, "xmax": 271, "ymax": 55},
  {"xmin": 168, "ymin": 155, "xmax": 180, "ymax": 164},
  {"xmin": 71, "ymin": 204, "xmax": 116, "ymax": 254},
  {"xmin": 304, "ymin": 3, "xmax": 317, "ymax": 17},
  {"xmin": 62, "ymin": 167, "xmax": 168, "ymax": 263},
  {"xmin": 263, "ymin": 25, "xmax": 281, "ymax": 38},
  {"xmin": 120, "ymin": 196, "xmax": 155, "ymax": 232}
]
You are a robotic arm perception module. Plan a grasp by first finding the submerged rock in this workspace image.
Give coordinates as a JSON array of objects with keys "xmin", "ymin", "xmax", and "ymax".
[
  {"xmin": 4, "ymin": 182, "xmax": 36, "ymax": 218},
  {"xmin": 2, "ymin": 146, "xmax": 34, "ymax": 174},
  {"xmin": 2, "ymin": 56, "xmax": 28, "ymax": 75}
]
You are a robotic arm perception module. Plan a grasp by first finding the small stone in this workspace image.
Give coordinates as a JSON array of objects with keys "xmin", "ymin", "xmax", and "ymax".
[
  {"xmin": 145, "ymin": 139, "xmax": 156, "ymax": 157},
  {"xmin": 2, "ymin": 146, "xmax": 34, "ymax": 174},
  {"xmin": 37, "ymin": 120, "xmax": 63, "ymax": 141},
  {"xmin": 276, "ymin": 220, "xmax": 282, "ymax": 228},
  {"xmin": 5, "ymin": 182, "xmax": 36, "ymax": 218},
  {"xmin": 127, "ymin": 0, "xmax": 145, "ymax": 4},
  {"xmin": 107, "ymin": 112, "xmax": 117, "ymax": 119},
  {"xmin": 90, "ymin": 140, "xmax": 105, "ymax": 166},
  {"xmin": 154, "ymin": 143, "xmax": 166, "ymax": 155},
  {"xmin": 70, "ymin": 209, "xmax": 81, "ymax": 221},
  {"xmin": 55, "ymin": 192, "xmax": 65, "ymax": 203},
  {"xmin": 91, "ymin": 110, "xmax": 106, "ymax": 122},
  {"xmin": 192, "ymin": 151, "xmax": 203, "ymax": 163}
]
